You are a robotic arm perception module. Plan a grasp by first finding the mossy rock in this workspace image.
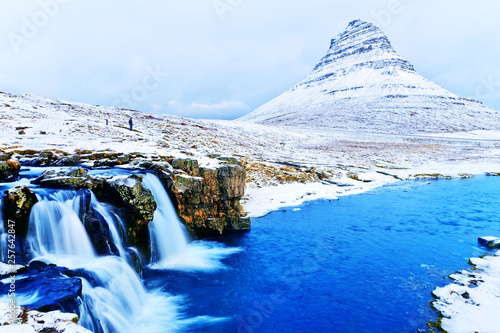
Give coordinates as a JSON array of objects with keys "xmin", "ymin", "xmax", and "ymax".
[
  {"xmin": 35, "ymin": 168, "xmax": 91, "ymax": 190},
  {"xmin": 0, "ymin": 160, "xmax": 21, "ymax": 182},
  {"xmin": 3, "ymin": 185, "xmax": 38, "ymax": 237},
  {"xmin": 172, "ymin": 158, "xmax": 200, "ymax": 177},
  {"xmin": 40, "ymin": 177, "xmax": 89, "ymax": 189},
  {"xmin": 0, "ymin": 153, "xmax": 13, "ymax": 161},
  {"xmin": 218, "ymin": 156, "xmax": 242, "ymax": 166}
]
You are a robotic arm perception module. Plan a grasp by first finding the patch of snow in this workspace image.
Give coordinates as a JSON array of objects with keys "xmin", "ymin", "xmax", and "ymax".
[
  {"xmin": 432, "ymin": 255, "xmax": 500, "ymax": 333},
  {"xmin": 0, "ymin": 263, "xmax": 24, "ymax": 276},
  {"xmin": 0, "ymin": 303, "xmax": 91, "ymax": 332},
  {"xmin": 244, "ymin": 171, "xmax": 397, "ymax": 217}
]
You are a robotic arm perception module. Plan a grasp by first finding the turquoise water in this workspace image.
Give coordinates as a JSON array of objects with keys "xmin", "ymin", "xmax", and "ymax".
[{"xmin": 144, "ymin": 176, "xmax": 500, "ymax": 332}]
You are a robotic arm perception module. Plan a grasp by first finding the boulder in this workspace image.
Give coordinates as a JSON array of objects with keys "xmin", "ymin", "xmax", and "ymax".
[
  {"xmin": 40, "ymin": 176, "xmax": 89, "ymax": 189},
  {"xmin": 0, "ymin": 160, "xmax": 21, "ymax": 182},
  {"xmin": 3, "ymin": 185, "xmax": 38, "ymax": 237},
  {"xmin": 34, "ymin": 167, "xmax": 87, "ymax": 183},
  {"xmin": 218, "ymin": 156, "xmax": 242, "ymax": 166},
  {"xmin": 34, "ymin": 167, "xmax": 95, "ymax": 190},
  {"xmin": 55, "ymin": 154, "xmax": 81, "ymax": 166},
  {"xmin": 92, "ymin": 154, "xmax": 132, "ymax": 168},
  {"xmin": 478, "ymin": 236, "xmax": 500, "ymax": 248},
  {"xmin": 172, "ymin": 158, "xmax": 200, "ymax": 177},
  {"xmin": 100, "ymin": 175, "xmax": 157, "ymax": 256},
  {"xmin": 83, "ymin": 208, "xmax": 120, "ymax": 256},
  {"xmin": 0, "ymin": 153, "xmax": 12, "ymax": 161},
  {"xmin": 105, "ymin": 175, "xmax": 157, "ymax": 222},
  {"xmin": 31, "ymin": 150, "xmax": 57, "ymax": 166}
]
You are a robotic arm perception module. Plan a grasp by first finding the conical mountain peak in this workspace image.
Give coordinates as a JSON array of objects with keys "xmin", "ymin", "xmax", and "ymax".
[
  {"xmin": 239, "ymin": 20, "xmax": 500, "ymax": 134},
  {"xmin": 329, "ymin": 20, "xmax": 394, "ymax": 54},
  {"xmin": 311, "ymin": 20, "xmax": 412, "ymax": 76}
]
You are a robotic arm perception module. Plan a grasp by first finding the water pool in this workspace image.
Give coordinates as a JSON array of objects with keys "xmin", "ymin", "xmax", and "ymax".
[{"xmin": 144, "ymin": 176, "xmax": 500, "ymax": 332}]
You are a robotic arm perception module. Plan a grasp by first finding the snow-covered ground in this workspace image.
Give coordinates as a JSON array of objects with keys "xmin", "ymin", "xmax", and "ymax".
[
  {"xmin": 1, "ymin": 91, "xmax": 500, "ymax": 218},
  {"xmin": 1, "ymin": 90, "xmax": 500, "ymax": 332},
  {"xmin": 432, "ymin": 250, "xmax": 500, "ymax": 333}
]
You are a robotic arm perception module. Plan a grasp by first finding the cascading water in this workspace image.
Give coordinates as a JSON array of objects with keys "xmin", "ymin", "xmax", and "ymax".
[
  {"xmin": 142, "ymin": 174, "xmax": 190, "ymax": 262},
  {"xmin": 25, "ymin": 188, "xmax": 184, "ymax": 333},
  {"xmin": 2, "ymin": 170, "xmax": 242, "ymax": 332},
  {"xmin": 28, "ymin": 193, "xmax": 95, "ymax": 258},
  {"xmin": 89, "ymin": 192, "xmax": 130, "ymax": 261},
  {"xmin": 143, "ymin": 173, "xmax": 242, "ymax": 271}
]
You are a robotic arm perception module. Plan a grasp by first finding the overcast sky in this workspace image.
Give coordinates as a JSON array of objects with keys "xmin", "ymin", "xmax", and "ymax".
[{"xmin": 0, "ymin": 0, "xmax": 499, "ymax": 119}]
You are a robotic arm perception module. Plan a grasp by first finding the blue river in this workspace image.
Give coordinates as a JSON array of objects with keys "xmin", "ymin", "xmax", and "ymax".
[{"xmin": 144, "ymin": 176, "xmax": 500, "ymax": 332}]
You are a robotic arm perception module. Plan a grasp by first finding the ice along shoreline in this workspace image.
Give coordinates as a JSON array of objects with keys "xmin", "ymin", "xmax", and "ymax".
[{"xmin": 242, "ymin": 160, "xmax": 500, "ymax": 218}]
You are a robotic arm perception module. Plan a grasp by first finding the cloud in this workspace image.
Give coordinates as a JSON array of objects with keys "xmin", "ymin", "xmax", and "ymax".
[
  {"xmin": 168, "ymin": 100, "xmax": 250, "ymax": 120},
  {"xmin": 0, "ymin": 0, "xmax": 499, "ymax": 119}
]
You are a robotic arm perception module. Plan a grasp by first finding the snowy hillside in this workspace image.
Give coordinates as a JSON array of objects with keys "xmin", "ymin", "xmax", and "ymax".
[
  {"xmin": 240, "ymin": 20, "xmax": 500, "ymax": 134},
  {"xmin": 1, "ymin": 89, "xmax": 500, "ymax": 218}
]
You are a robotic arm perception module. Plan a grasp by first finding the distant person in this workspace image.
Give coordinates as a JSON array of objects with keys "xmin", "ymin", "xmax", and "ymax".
[
  {"xmin": 106, "ymin": 113, "xmax": 110, "ymax": 125},
  {"xmin": 129, "ymin": 117, "xmax": 133, "ymax": 131}
]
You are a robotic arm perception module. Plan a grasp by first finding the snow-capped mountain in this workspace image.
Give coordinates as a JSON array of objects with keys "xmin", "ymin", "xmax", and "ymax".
[{"xmin": 240, "ymin": 20, "xmax": 500, "ymax": 133}]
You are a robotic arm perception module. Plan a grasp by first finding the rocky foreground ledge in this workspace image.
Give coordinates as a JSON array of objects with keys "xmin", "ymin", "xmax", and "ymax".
[{"xmin": 1, "ymin": 149, "xmax": 250, "ymax": 260}]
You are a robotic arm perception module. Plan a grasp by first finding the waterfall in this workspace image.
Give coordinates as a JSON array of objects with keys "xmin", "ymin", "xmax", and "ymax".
[
  {"xmin": 89, "ymin": 192, "xmax": 130, "ymax": 261},
  {"xmin": 143, "ymin": 173, "xmax": 242, "ymax": 271},
  {"xmin": 142, "ymin": 173, "xmax": 190, "ymax": 262},
  {"xmin": 25, "ymin": 189, "xmax": 183, "ymax": 333},
  {"xmin": 28, "ymin": 193, "xmax": 95, "ymax": 258},
  {"xmin": 2, "ymin": 170, "xmax": 241, "ymax": 332}
]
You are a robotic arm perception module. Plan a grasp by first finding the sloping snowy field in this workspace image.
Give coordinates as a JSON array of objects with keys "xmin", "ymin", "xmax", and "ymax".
[{"xmin": 1, "ymin": 91, "xmax": 500, "ymax": 216}]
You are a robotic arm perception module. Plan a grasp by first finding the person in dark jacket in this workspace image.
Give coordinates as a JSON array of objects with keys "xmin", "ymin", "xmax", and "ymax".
[{"xmin": 129, "ymin": 117, "xmax": 133, "ymax": 131}]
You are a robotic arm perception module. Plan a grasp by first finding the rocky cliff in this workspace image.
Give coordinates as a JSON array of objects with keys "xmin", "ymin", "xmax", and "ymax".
[{"xmin": 170, "ymin": 158, "xmax": 250, "ymax": 237}]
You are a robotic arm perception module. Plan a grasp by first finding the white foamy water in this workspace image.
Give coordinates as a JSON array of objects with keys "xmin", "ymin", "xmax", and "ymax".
[
  {"xmin": 25, "ymin": 189, "xmax": 188, "ymax": 333},
  {"xmin": 143, "ymin": 173, "xmax": 242, "ymax": 272}
]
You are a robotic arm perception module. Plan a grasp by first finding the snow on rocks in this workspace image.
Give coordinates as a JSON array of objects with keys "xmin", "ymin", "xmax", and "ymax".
[
  {"xmin": 0, "ymin": 303, "xmax": 91, "ymax": 333},
  {"xmin": 244, "ymin": 169, "xmax": 398, "ymax": 217},
  {"xmin": 0, "ymin": 263, "xmax": 24, "ymax": 276},
  {"xmin": 431, "ymin": 254, "xmax": 500, "ymax": 333},
  {"xmin": 478, "ymin": 236, "xmax": 500, "ymax": 248}
]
